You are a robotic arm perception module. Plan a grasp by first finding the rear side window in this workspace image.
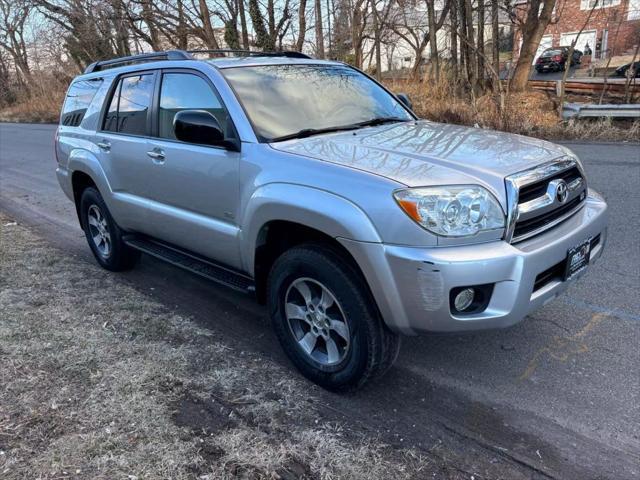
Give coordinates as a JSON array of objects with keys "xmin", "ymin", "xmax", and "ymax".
[
  {"xmin": 61, "ymin": 79, "xmax": 103, "ymax": 127},
  {"xmin": 158, "ymin": 73, "xmax": 234, "ymax": 141},
  {"xmin": 103, "ymin": 73, "xmax": 155, "ymax": 136}
]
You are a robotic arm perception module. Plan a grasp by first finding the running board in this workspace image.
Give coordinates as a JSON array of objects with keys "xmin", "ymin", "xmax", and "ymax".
[{"xmin": 123, "ymin": 236, "xmax": 255, "ymax": 294}]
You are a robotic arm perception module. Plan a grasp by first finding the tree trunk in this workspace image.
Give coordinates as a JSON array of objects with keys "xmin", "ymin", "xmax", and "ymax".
[
  {"xmin": 176, "ymin": 0, "xmax": 189, "ymax": 50},
  {"xmin": 463, "ymin": 0, "xmax": 476, "ymax": 91},
  {"xmin": 248, "ymin": 0, "xmax": 272, "ymax": 50},
  {"xmin": 510, "ymin": 0, "xmax": 555, "ymax": 92},
  {"xmin": 142, "ymin": 0, "xmax": 161, "ymax": 50},
  {"xmin": 450, "ymin": 0, "xmax": 458, "ymax": 81},
  {"xmin": 238, "ymin": 0, "xmax": 250, "ymax": 49},
  {"xmin": 315, "ymin": 0, "xmax": 325, "ymax": 58},
  {"xmin": 477, "ymin": 0, "xmax": 485, "ymax": 87},
  {"xmin": 199, "ymin": 0, "xmax": 221, "ymax": 49},
  {"xmin": 372, "ymin": 0, "xmax": 381, "ymax": 79},
  {"xmin": 491, "ymin": 0, "xmax": 499, "ymax": 79},
  {"xmin": 426, "ymin": 0, "xmax": 439, "ymax": 81},
  {"xmin": 296, "ymin": 0, "xmax": 307, "ymax": 51}
]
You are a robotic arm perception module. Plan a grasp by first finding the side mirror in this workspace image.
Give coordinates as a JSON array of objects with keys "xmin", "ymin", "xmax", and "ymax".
[
  {"xmin": 396, "ymin": 93, "xmax": 413, "ymax": 111},
  {"xmin": 174, "ymin": 110, "xmax": 233, "ymax": 149}
]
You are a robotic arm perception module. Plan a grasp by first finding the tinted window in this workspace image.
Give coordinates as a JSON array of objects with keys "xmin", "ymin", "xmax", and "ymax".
[
  {"xmin": 103, "ymin": 80, "xmax": 120, "ymax": 132},
  {"xmin": 103, "ymin": 73, "xmax": 154, "ymax": 135},
  {"xmin": 220, "ymin": 64, "xmax": 412, "ymax": 141},
  {"xmin": 158, "ymin": 73, "xmax": 234, "ymax": 141},
  {"xmin": 61, "ymin": 79, "xmax": 103, "ymax": 127}
]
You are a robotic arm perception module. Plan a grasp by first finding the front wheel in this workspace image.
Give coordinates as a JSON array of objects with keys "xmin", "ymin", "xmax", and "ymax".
[{"xmin": 267, "ymin": 244, "xmax": 400, "ymax": 391}]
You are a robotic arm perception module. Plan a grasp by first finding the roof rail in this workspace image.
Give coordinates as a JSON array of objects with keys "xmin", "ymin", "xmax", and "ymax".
[
  {"xmin": 84, "ymin": 50, "xmax": 192, "ymax": 74},
  {"xmin": 188, "ymin": 49, "xmax": 312, "ymax": 59},
  {"xmin": 83, "ymin": 48, "xmax": 313, "ymax": 74}
]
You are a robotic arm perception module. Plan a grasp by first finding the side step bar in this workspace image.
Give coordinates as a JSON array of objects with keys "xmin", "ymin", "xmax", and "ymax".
[{"xmin": 123, "ymin": 235, "xmax": 255, "ymax": 294}]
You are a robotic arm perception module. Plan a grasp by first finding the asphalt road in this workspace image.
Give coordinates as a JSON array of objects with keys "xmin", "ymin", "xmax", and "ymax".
[{"xmin": 1, "ymin": 123, "xmax": 639, "ymax": 479}]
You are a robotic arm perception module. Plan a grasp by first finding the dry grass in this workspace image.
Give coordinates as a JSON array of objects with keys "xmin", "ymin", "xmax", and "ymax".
[
  {"xmin": 384, "ymin": 75, "xmax": 640, "ymax": 142},
  {"xmin": 0, "ymin": 75, "xmax": 66, "ymax": 123},
  {"xmin": 0, "ymin": 215, "xmax": 452, "ymax": 479}
]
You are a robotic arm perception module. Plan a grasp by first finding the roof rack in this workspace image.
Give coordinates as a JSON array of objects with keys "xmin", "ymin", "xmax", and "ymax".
[
  {"xmin": 84, "ymin": 49, "xmax": 313, "ymax": 74},
  {"xmin": 84, "ymin": 50, "xmax": 191, "ymax": 74},
  {"xmin": 188, "ymin": 49, "xmax": 312, "ymax": 59}
]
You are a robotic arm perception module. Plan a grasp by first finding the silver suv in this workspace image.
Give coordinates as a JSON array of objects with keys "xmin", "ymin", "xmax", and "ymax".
[{"xmin": 56, "ymin": 50, "xmax": 608, "ymax": 391}]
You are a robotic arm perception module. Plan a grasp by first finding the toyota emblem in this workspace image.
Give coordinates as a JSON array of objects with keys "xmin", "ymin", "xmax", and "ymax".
[{"xmin": 556, "ymin": 180, "xmax": 569, "ymax": 203}]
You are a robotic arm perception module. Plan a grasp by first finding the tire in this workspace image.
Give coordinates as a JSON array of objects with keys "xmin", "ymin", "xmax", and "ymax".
[
  {"xmin": 79, "ymin": 187, "xmax": 140, "ymax": 271},
  {"xmin": 267, "ymin": 243, "xmax": 400, "ymax": 392}
]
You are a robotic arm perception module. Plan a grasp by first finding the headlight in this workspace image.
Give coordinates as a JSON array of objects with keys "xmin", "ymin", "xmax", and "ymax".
[{"xmin": 393, "ymin": 186, "xmax": 505, "ymax": 237}]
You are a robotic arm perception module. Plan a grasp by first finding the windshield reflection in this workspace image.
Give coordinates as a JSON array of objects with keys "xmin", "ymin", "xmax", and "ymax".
[{"xmin": 221, "ymin": 64, "xmax": 413, "ymax": 141}]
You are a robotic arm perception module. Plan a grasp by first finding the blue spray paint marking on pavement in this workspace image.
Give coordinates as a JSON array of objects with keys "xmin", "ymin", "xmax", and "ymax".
[{"xmin": 562, "ymin": 298, "xmax": 640, "ymax": 322}]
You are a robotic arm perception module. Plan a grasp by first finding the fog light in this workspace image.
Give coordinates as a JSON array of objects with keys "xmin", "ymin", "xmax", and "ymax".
[{"xmin": 453, "ymin": 288, "xmax": 475, "ymax": 311}]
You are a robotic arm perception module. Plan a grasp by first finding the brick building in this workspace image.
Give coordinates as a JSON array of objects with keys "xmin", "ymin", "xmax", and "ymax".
[{"xmin": 514, "ymin": 0, "xmax": 640, "ymax": 63}]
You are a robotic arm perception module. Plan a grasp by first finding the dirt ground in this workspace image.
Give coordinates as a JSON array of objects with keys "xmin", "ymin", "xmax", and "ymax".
[{"xmin": 0, "ymin": 215, "xmax": 469, "ymax": 479}]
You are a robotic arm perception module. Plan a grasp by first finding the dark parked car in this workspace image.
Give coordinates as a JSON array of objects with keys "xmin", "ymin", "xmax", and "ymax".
[
  {"xmin": 535, "ymin": 47, "xmax": 582, "ymax": 73},
  {"xmin": 614, "ymin": 61, "xmax": 640, "ymax": 78}
]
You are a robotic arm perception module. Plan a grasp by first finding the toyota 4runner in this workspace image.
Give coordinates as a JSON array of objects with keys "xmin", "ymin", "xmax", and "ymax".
[{"xmin": 55, "ymin": 50, "xmax": 608, "ymax": 391}]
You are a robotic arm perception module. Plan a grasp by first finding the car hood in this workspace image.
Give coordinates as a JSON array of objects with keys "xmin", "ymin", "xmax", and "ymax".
[{"xmin": 270, "ymin": 120, "xmax": 572, "ymax": 197}]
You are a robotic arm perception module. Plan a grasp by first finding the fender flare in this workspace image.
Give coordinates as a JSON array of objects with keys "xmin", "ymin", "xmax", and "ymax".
[
  {"xmin": 240, "ymin": 183, "xmax": 382, "ymax": 275},
  {"xmin": 68, "ymin": 149, "xmax": 114, "ymax": 202}
]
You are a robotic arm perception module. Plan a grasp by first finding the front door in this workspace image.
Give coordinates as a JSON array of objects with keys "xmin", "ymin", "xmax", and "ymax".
[{"xmin": 142, "ymin": 70, "xmax": 242, "ymax": 269}]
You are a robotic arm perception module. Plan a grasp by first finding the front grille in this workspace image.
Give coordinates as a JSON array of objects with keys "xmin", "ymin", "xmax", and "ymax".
[
  {"xmin": 518, "ymin": 166, "xmax": 582, "ymax": 203},
  {"xmin": 514, "ymin": 196, "xmax": 582, "ymax": 239},
  {"xmin": 508, "ymin": 160, "xmax": 587, "ymax": 243}
]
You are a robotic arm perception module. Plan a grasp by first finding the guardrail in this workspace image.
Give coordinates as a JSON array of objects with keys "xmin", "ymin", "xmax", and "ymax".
[
  {"xmin": 563, "ymin": 103, "xmax": 640, "ymax": 119},
  {"xmin": 529, "ymin": 79, "xmax": 640, "ymax": 96}
]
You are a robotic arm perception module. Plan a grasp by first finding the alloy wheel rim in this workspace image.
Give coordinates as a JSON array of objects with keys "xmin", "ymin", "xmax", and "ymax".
[
  {"xmin": 87, "ymin": 204, "xmax": 112, "ymax": 258},
  {"xmin": 285, "ymin": 277, "xmax": 350, "ymax": 366}
]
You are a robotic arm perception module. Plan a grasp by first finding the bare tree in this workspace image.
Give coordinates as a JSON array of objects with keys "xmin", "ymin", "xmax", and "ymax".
[
  {"xmin": 388, "ymin": 0, "xmax": 449, "ymax": 78},
  {"xmin": 0, "ymin": 0, "xmax": 32, "ymax": 84},
  {"xmin": 509, "ymin": 0, "xmax": 556, "ymax": 92}
]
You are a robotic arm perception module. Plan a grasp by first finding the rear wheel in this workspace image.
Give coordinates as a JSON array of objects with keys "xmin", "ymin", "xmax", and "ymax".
[
  {"xmin": 267, "ymin": 244, "xmax": 400, "ymax": 391},
  {"xmin": 79, "ymin": 187, "xmax": 139, "ymax": 271}
]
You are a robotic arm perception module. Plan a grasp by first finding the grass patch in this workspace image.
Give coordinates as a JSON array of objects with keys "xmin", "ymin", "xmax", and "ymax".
[{"xmin": 0, "ymin": 216, "xmax": 450, "ymax": 479}]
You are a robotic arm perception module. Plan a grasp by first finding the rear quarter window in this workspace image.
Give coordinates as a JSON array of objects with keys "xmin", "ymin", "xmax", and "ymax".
[{"xmin": 61, "ymin": 79, "xmax": 103, "ymax": 127}]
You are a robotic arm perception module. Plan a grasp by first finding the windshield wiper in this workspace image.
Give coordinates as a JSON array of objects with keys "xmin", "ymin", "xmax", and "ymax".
[
  {"xmin": 269, "ymin": 117, "xmax": 410, "ymax": 143},
  {"xmin": 270, "ymin": 124, "xmax": 360, "ymax": 142},
  {"xmin": 354, "ymin": 116, "xmax": 410, "ymax": 127}
]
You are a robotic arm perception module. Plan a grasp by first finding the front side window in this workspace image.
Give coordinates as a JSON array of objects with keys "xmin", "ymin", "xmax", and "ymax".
[
  {"xmin": 103, "ymin": 73, "xmax": 154, "ymax": 135},
  {"xmin": 61, "ymin": 79, "xmax": 103, "ymax": 127},
  {"xmin": 220, "ymin": 64, "xmax": 412, "ymax": 141},
  {"xmin": 158, "ymin": 73, "xmax": 234, "ymax": 141}
]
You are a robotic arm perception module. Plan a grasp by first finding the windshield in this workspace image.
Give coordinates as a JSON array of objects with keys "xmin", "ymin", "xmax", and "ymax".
[
  {"xmin": 541, "ymin": 49, "xmax": 563, "ymax": 57},
  {"xmin": 221, "ymin": 64, "xmax": 413, "ymax": 142}
]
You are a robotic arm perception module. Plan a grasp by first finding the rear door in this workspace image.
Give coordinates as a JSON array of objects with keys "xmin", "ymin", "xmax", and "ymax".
[
  {"xmin": 96, "ymin": 71, "xmax": 157, "ymax": 230},
  {"xmin": 142, "ymin": 69, "xmax": 242, "ymax": 268}
]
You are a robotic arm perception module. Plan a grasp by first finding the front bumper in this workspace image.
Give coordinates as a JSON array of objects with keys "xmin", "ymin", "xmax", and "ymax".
[{"xmin": 340, "ymin": 190, "xmax": 608, "ymax": 335}]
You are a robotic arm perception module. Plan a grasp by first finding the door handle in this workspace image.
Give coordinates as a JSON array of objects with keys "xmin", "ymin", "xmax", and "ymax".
[
  {"xmin": 146, "ymin": 150, "xmax": 165, "ymax": 162},
  {"xmin": 97, "ymin": 141, "xmax": 111, "ymax": 151}
]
